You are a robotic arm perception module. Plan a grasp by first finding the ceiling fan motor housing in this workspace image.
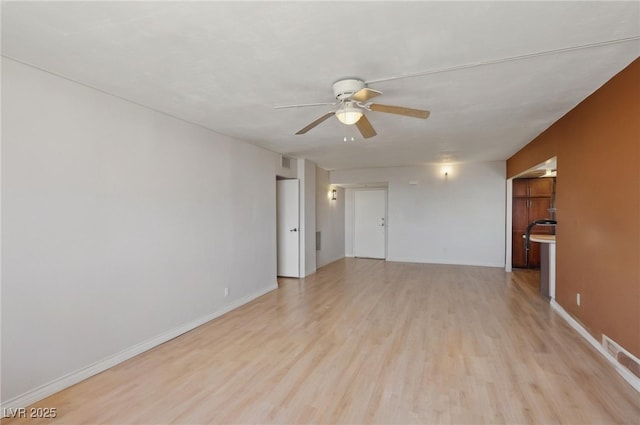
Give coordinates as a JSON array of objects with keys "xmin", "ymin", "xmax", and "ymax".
[{"xmin": 333, "ymin": 78, "xmax": 365, "ymax": 100}]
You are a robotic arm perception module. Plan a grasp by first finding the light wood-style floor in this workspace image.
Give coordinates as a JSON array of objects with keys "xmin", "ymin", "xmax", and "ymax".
[{"xmin": 4, "ymin": 259, "xmax": 639, "ymax": 424}]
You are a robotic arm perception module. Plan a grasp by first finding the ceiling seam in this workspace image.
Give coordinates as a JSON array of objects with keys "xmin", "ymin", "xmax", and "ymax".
[{"xmin": 366, "ymin": 36, "xmax": 640, "ymax": 84}]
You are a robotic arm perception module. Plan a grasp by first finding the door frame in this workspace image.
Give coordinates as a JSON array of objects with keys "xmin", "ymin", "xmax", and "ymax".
[
  {"xmin": 352, "ymin": 188, "xmax": 388, "ymax": 260},
  {"xmin": 505, "ymin": 178, "xmax": 513, "ymax": 272},
  {"xmin": 276, "ymin": 177, "xmax": 301, "ymax": 278}
]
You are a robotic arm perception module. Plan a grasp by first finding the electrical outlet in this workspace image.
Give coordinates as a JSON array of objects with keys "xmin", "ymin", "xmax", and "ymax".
[
  {"xmin": 224, "ymin": 287, "xmax": 229, "ymax": 297},
  {"xmin": 576, "ymin": 293, "xmax": 581, "ymax": 306}
]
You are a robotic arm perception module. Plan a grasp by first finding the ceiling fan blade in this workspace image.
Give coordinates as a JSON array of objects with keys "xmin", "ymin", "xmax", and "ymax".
[
  {"xmin": 350, "ymin": 88, "xmax": 382, "ymax": 102},
  {"xmin": 355, "ymin": 114, "xmax": 377, "ymax": 139},
  {"xmin": 295, "ymin": 112, "xmax": 335, "ymax": 135},
  {"xmin": 275, "ymin": 102, "xmax": 336, "ymax": 109},
  {"xmin": 369, "ymin": 103, "xmax": 430, "ymax": 119}
]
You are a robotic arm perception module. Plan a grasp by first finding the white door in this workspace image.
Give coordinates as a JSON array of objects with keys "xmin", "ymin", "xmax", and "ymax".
[
  {"xmin": 277, "ymin": 179, "xmax": 300, "ymax": 277},
  {"xmin": 354, "ymin": 189, "xmax": 386, "ymax": 259}
]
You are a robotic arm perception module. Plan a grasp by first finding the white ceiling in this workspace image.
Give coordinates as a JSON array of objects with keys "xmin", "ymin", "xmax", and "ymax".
[{"xmin": 2, "ymin": 1, "xmax": 638, "ymax": 170}]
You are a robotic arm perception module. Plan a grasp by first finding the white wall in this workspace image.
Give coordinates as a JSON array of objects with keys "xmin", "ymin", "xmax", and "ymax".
[
  {"xmin": 275, "ymin": 155, "xmax": 297, "ymax": 179},
  {"xmin": 333, "ymin": 162, "xmax": 506, "ymax": 267},
  {"xmin": 303, "ymin": 160, "xmax": 316, "ymax": 276},
  {"xmin": 1, "ymin": 59, "xmax": 278, "ymax": 405},
  {"xmin": 345, "ymin": 188, "xmax": 355, "ymax": 257},
  {"xmin": 296, "ymin": 159, "xmax": 316, "ymax": 276},
  {"xmin": 315, "ymin": 167, "xmax": 345, "ymax": 268}
]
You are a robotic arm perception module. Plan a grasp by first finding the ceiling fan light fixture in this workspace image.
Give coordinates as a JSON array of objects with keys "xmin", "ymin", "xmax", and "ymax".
[
  {"xmin": 335, "ymin": 104, "xmax": 363, "ymax": 125},
  {"xmin": 289, "ymin": 77, "xmax": 428, "ymax": 137}
]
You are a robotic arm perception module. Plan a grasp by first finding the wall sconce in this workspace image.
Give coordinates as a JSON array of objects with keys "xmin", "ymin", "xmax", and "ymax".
[
  {"xmin": 331, "ymin": 189, "xmax": 337, "ymax": 201},
  {"xmin": 441, "ymin": 165, "xmax": 451, "ymax": 178}
]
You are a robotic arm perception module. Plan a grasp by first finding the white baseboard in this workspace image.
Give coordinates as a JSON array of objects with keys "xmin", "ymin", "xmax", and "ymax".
[
  {"xmin": 550, "ymin": 300, "xmax": 640, "ymax": 392},
  {"xmin": 1, "ymin": 282, "xmax": 279, "ymax": 410},
  {"xmin": 386, "ymin": 256, "xmax": 505, "ymax": 268},
  {"xmin": 316, "ymin": 256, "xmax": 347, "ymax": 270}
]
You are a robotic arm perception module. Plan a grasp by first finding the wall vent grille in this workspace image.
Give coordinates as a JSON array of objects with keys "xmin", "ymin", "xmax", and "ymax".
[
  {"xmin": 603, "ymin": 335, "xmax": 640, "ymax": 379},
  {"xmin": 281, "ymin": 156, "xmax": 291, "ymax": 169}
]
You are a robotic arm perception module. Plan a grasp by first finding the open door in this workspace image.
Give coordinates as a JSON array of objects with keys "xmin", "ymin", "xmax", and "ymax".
[{"xmin": 277, "ymin": 179, "xmax": 300, "ymax": 277}]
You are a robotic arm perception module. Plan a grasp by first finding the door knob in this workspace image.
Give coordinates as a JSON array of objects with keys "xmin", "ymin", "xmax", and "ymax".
[{"xmin": 290, "ymin": 228, "xmax": 298, "ymax": 232}]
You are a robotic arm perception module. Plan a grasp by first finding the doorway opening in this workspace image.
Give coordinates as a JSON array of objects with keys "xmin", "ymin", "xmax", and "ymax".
[{"xmin": 505, "ymin": 157, "xmax": 557, "ymax": 272}]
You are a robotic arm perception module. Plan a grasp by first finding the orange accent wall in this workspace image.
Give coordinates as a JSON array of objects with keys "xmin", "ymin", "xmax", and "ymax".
[
  {"xmin": 507, "ymin": 58, "xmax": 640, "ymax": 357},
  {"xmin": 506, "ymin": 130, "xmax": 558, "ymax": 178}
]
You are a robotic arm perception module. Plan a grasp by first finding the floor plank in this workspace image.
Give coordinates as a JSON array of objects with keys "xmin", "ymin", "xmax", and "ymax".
[{"xmin": 4, "ymin": 259, "xmax": 639, "ymax": 424}]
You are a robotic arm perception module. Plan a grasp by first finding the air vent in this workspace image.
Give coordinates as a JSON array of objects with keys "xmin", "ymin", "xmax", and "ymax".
[
  {"xmin": 281, "ymin": 156, "xmax": 291, "ymax": 169},
  {"xmin": 603, "ymin": 335, "xmax": 640, "ymax": 379}
]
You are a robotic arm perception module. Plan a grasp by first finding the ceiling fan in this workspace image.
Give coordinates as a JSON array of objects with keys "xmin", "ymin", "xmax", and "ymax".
[
  {"xmin": 273, "ymin": 38, "xmax": 640, "ymax": 140},
  {"xmin": 275, "ymin": 78, "xmax": 430, "ymax": 139}
]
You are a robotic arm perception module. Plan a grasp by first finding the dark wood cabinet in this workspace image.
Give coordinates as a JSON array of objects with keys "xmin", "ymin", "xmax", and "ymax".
[
  {"xmin": 513, "ymin": 177, "xmax": 554, "ymax": 198},
  {"xmin": 512, "ymin": 178, "xmax": 555, "ymax": 268},
  {"xmin": 512, "ymin": 179, "xmax": 529, "ymax": 197},
  {"xmin": 529, "ymin": 198, "xmax": 554, "ymax": 233},
  {"xmin": 529, "ymin": 178, "xmax": 554, "ymax": 197},
  {"xmin": 512, "ymin": 230, "xmax": 542, "ymax": 268},
  {"xmin": 512, "ymin": 198, "xmax": 530, "ymax": 231}
]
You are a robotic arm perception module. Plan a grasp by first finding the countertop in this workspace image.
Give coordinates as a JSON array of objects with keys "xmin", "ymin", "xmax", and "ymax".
[{"xmin": 527, "ymin": 234, "xmax": 556, "ymax": 244}]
